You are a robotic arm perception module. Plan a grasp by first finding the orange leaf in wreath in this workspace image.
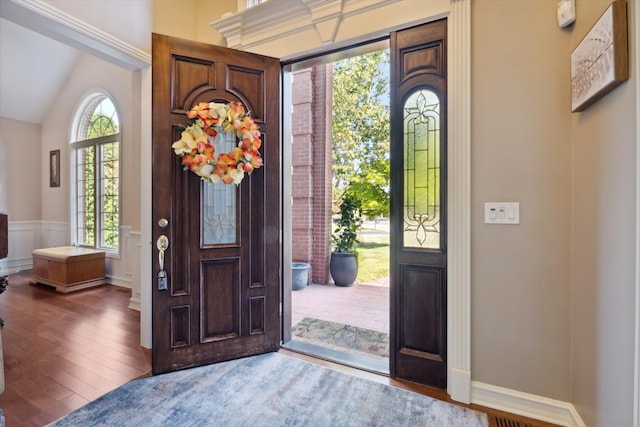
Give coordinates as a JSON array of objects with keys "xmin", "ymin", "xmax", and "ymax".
[
  {"xmin": 242, "ymin": 152, "xmax": 263, "ymax": 173},
  {"xmin": 241, "ymin": 135, "xmax": 261, "ymax": 153},
  {"xmin": 187, "ymin": 102, "xmax": 210, "ymax": 120}
]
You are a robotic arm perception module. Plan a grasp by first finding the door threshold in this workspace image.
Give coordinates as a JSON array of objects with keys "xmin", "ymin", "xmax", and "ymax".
[{"xmin": 281, "ymin": 339, "xmax": 390, "ymax": 375}]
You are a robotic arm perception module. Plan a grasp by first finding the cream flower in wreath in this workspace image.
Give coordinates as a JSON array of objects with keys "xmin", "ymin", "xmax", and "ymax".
[
  {"xmin": 172, "ymin": 123, "xmax": 207, "ymax": 155},
  {"xmin": 172, "ymin": 101, "xmax": 263, "ymax": 185}
]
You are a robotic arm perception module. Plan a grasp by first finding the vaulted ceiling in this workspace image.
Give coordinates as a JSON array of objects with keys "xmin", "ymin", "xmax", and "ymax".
[{"xmin": 0, "ymin": 17, "xmax": 80, "ymax": 125}]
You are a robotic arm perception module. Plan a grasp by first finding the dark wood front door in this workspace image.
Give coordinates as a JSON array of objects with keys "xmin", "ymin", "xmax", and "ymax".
[
  {"xmin": 390, "ymin": 19, "xmax": 448, "ymax": 389},
  {"xmin": 151, "ymin": 33, "xmax": 281, "ymax": 374}
]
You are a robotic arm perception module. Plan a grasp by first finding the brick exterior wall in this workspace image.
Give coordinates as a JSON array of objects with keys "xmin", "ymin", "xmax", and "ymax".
[{"xmin": 291, "ymin": 65, "xmax": 333, "ymax": 284}]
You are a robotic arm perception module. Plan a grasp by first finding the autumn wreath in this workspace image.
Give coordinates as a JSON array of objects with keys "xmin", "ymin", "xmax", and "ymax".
[{"xmin": 172, "ymin": 101, "xmax": 262, "ymax": 185}]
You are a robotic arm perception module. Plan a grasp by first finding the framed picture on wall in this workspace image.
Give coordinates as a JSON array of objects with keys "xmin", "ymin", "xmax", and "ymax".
[
  {"xmin": 50, "ymin": 149, "xmax": 60, "ymax": 187},
  {"xmin": 571, "ymin": 0, "xmax": 629, "ymax": 112}
]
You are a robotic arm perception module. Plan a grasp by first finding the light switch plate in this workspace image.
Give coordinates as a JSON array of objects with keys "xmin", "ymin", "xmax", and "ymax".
[
  {"xmin": 485, "ymin": 202, "xmax": 520, "ymax": 225},
  {"xmin": 557, "ymin": 0, "xmax": 576, "ymax": 28}
]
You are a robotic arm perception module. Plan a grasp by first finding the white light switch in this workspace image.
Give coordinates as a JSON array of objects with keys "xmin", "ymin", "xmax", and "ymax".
[{"xmin": 485, "ymin": 202, "xmax": 520, "ymax": 224}]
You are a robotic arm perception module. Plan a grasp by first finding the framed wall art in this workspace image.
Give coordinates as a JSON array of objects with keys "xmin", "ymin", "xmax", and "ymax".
[
  {"xmin": 50, "ymin": 149, "xmax": 60, "ymax": 187},
  {"xmin": 571, "ymin": 0, "xmax": 628, "ymax": 112}
]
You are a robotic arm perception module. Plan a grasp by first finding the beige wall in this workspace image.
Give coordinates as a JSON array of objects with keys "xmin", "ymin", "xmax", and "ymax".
[
  {"xmin": 0, "ymin": 118, "xmax": 42, "ymax": 221},
  {"xmin": 152, "ymin": 0, "xmax": 234, "ymax": 44},
  {"xmin": 40, "ymin": 53, "xmax": 139, "ymax": 229},
  {"xmin": 570, "ymin": 1, "xmax": 638, "ymax": 425},
  {"xmin": 471, "ymin": 1, "xmax": 638, "ymax": 423},
  {"xmin": 471, "ymin": 0, "xmax": 573, "ymax": 400}
]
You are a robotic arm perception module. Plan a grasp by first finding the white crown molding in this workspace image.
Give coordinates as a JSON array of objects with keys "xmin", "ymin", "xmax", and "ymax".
[
  {"xmin": 0, "ymin": 0, "xmax": 150, "ymax": 70},
  {"xmin": 472, "ymin": 381, "xmax": 586, "ymax": 427},
  {"xmin": 212, "ymin": 0, "xmax": 450, "ymax": 59},
  {"xmin": 213, "ymin": 0, "xmax": 342, "ymax": 42}
]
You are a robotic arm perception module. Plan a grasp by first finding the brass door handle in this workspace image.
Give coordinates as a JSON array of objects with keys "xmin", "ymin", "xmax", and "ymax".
[{"xmin": 156, "ymin": 235, "xmax": 169, "ymax": 291}]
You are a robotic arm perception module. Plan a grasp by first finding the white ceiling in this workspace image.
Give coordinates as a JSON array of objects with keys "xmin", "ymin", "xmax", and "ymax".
[{"xmin": 0, "ymin": 17, "xmax": 80, "ymax": 124}]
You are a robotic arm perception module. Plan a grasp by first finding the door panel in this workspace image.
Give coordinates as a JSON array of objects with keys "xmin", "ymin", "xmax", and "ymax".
[
  {"xmin": 400, "ymin": 266, "xmax": 444, "ymax": 358},
  {"xmin": 152, "ymin": 33, "xmax": 280, "ymax": 374},
  {"xmin": 390, "ymin": 20, "xmax": 448, "ymax": 389}
]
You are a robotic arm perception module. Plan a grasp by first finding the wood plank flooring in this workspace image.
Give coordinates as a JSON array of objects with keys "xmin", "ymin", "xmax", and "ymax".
[
  {"xmin": 0, "ymin": 271, "xmax": 151, "ymax": 427},
  {"xmin": 0, "ymin": 270, "xmax": 558, "ymax": 427}
]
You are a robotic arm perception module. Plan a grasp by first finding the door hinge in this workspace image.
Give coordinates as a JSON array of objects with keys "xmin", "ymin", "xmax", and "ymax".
[{"xmin": 279, "ymin": 302, "xmax": 282, "ymax": 315}]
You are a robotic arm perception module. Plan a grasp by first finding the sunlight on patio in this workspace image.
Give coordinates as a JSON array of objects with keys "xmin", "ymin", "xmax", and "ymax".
[{"xmin": 290, "ymin": 220, "xmax": 390, "ymax": 370}]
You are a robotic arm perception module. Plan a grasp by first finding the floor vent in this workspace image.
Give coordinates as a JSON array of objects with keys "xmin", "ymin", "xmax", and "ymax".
[{"xmin": 493, "ymin": 415, "xmax": 536, "ymax": 427}]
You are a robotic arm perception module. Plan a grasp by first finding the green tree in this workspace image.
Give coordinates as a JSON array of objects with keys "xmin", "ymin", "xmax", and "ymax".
[
  {"xmin": 82, "ymin": 112, "xmax": 119, "ymax": 248},
  {"xmin": 332, "ymin": 50, "xmax": 390, "ymax": 218}
]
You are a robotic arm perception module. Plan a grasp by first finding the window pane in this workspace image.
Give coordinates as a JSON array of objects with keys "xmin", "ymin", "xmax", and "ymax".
[
  {"xmin": 202, "ymin": 132, "xmax": 237, "ymax": 245},
  {"xmin": 403, "ymin": 89, "xmax": 441, "ymax": 249},
  {"xmin": 77, "ymin": 146, "xmax": 95, "ymax": 246},
  {"xmin": 73, "ymin": 95, "xmax": 120, "ymax": 251},
  {"xmin": 88, "ymin": 98, "xmax": 119, "ymax": 138},
  {"xmin": 247, "ymin": 0, "xmax": 268, "ymax": 8},
  {"xmin": 99, "ymin": 142, "xmax": 119, "ymax": 249}
]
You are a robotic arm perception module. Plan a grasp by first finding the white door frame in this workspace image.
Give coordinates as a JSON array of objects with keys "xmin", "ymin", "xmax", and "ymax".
[{"xmin": 213, "ymin": 0, "xmax": 472, "ymax": 403}]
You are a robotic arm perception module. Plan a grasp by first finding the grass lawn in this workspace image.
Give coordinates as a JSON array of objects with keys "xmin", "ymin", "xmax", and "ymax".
[{"xmin": 356, "ymin": 227, "xmax": 389, "ymax": 283}]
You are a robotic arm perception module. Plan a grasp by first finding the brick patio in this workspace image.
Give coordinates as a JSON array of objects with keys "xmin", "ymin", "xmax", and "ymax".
[{"xmin": 291, "ymin": 277, "xmax": 389, "ymax": 334}]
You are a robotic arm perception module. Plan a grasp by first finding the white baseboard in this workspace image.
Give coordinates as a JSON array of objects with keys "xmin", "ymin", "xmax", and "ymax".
[
  {"xmin": 107, "ymin": 273, "xmax": 132, "ymax": 289},
  {"xmin": 449, "ymin": 367, "xmax": 471, "ymax": 404},
  {"xmin": 128, "ymin": 295, "xmax": 141, "ymax": 311},
  {"xmin": 472, "ymin": 381, "xmax": 586, "ymax": 427},
  {"xmin": 0, "ymin": 256, "xmax": 32, "ymax": 273}
]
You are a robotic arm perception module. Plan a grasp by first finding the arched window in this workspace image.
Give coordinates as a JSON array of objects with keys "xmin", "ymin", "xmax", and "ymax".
[{"xmin": 70, "ymin": 93, "xmax": 120, "ymax": 251}]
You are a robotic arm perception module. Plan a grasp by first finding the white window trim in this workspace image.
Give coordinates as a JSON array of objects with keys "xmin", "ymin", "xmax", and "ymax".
[
  {"xmin": 69, "ymin": 91, "xmax": 122, "ymax": 255},
  {"xmin": 237, "ymin": 0, "xmax": 267, "ymax": 12}
]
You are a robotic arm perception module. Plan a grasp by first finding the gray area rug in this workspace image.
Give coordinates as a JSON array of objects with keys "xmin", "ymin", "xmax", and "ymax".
[{"xmin": 48, "ymin": 352, "xmax": 488, "ymax": 427}]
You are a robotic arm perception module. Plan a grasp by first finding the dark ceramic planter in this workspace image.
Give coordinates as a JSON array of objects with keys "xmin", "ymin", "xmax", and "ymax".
[{"xmin": 329, "ymin": 252, "xmax": 358, "ymax": 287}]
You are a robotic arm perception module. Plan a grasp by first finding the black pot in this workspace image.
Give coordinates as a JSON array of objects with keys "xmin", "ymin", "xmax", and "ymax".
[{"xmin": 329, "ymin": 252, "xmax": 358, "ymax": 287}]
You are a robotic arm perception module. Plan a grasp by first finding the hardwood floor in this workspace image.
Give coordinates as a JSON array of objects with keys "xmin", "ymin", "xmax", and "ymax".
[
  {"xmin": 0, "ymin": 270, "xmax": 151, "ymax": 427},
  {"xmin": 0, "ymin": 270, "xmax": 557, "ymax": 427}
]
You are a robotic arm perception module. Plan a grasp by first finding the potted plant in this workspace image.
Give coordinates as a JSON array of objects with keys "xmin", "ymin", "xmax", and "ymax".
[{"xmin": 330, "ymin": 192, "xmax": 361, "ymax": 287}]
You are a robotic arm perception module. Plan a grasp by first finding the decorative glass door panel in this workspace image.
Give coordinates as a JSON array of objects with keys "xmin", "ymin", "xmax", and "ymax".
[
  {"xmin": 403, "ymin": 89, "xmax": 441, "ymax": 249},
  {"xmin": 202, "ymin": 131, "xmax": 238, "ymax": 246},
  {"xmin": 391, "ymin": 18, "xmax": 447, "ymax": 389}
]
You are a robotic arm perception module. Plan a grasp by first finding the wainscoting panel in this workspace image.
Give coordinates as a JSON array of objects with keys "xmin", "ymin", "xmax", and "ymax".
[
  {"xmin": 126, "ymin": 229, "xmax": 141, "ymax": 310},
  {"xmin": 41, "ymin": 221, "xmax": 69, "ymax": 248},
  {"xmin": 0, "ymin": 222, "xmax": 141, "ymax": 310},
  {"xmin": 96, "ymin": 226, "xmax": 141, "ymax": 309},
  {"xmin": 0, "ymin": 221, "xmax": 44, "ymax": 273}
]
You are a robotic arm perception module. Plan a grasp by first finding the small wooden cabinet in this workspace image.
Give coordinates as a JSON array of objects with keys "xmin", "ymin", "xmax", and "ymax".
[{"xmin": 32, "ymin": 246, "xmax": 106, "ymax": 293}]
